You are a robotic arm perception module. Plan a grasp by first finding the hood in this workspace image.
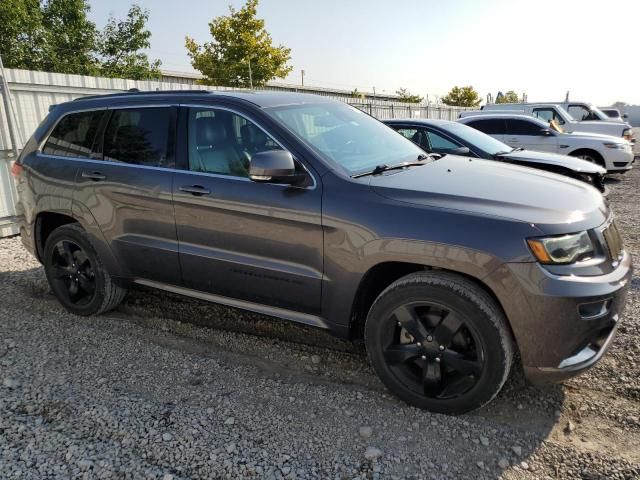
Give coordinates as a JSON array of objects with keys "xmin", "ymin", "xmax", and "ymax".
[
  {"xmin": 499, "ymin": 149, "xmax": 606, "ymax": 174},
  {"xmin": 563, "ymin": 130, "xmax": 628, "ymax": 142},
  {"xmin": 575, "ymin": 119, "xmax": 629, "ymax": 129},
  {"xmin": 369, "ymin": 155, "xmax": 608, "ymax": 234}
]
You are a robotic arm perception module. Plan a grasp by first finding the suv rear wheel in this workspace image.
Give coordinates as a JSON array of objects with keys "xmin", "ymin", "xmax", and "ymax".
[
  {"xmin": 43, "ymin": 224, "xmax": 127, "ymax": 316},
  {"xmin": 364, "ymin": 271, "xmax": 513, "ymax": 414}
]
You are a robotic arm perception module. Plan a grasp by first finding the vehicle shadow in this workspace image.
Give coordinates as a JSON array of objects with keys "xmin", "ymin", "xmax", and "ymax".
[{"xmin": 6, "ymin": 266, "xmax": 561, "ymax": 477}]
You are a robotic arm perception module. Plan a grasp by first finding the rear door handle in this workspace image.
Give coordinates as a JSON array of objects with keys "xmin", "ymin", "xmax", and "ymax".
[
  {"xmin": 179, "ymin": 185, "xmax": 211, "ymax": 196},
  {"xmin": 81, "ymin": 171, "xmax": 106, "ymax": 181}
]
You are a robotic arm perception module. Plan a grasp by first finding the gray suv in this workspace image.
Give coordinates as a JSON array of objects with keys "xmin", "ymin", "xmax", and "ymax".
[{"xmin": 13, "ymin": 91, "xmax": 631, "ymax": 413}]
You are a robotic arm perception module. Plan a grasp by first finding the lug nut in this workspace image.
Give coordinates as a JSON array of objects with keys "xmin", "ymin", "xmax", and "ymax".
[
  {"xmin": 439, "ymin": 345, "xmax": 445, "ymax": 351},
  {"xmin": 421, "ymin": 355, "xmax": 426, "ymax": 360},
  {"xmin": 426, "ymin": 335, "xmax": 433, "ymax": 342},
  {"xmin": 435, "ymin": 357, "xmax": 441, "ymax": 363},
  {"xmin": 416, "ymin": 342, "xmax": 421, "ymax": 347}
]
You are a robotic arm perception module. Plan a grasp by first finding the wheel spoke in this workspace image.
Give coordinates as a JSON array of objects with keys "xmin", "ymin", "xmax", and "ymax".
[
  {"xmin": 391, "ymin": 305, "xmax": 429, "ymax": 341},
  {"xmin": 432, "ymin": 312, "xmax": 463, "ymax": 347},
  {"xmin": 68, "ymin": 279, "xmax": 79, "ymax": 297},
  {"xmin": 59, "ymin": 241, "xmax": 74, "ymax": 266},
  {"xmin": 383, "ymin": 344, "xmax": 422, "ymax": 365},
  {"xmin": 441, "ymin": 349, "xmax": 483, "ymax": 376},
  {"xmin": 77, "ymin": 274, "xmax": 95, "ymax": 295},
  {"xmin": 422, "ymin": 359, "xmax": 443, "ymax": 396},
  {"xmin": 51, "ymin": 265, "xmax": 72, "ymax": 279}
]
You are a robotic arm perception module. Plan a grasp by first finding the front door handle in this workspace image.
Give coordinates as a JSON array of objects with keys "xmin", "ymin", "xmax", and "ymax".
[
  {"xmin": 179, "ymin": 185, "xmax": 211, "ymax": 196},
  {"xmin": 81, "ymin": 171, "xmax": 106, "ymax": 181}
]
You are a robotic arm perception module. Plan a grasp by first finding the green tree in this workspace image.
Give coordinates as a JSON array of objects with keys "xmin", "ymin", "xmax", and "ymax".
[
  {"xmin": 395, "ymin": 87, "xmax": 423, "ymax": 103},
  {"xmin": 0, "ymin": 0, "xmax": 48, "ymax": 70},
  {"xmin": 441, "ymin": 86, "xmax": 482, "ymax": 107},
  {"xmin": 98, "ymin": 5, "xmax": 161, "ymax": 79},
  {"xmin": 351, "ymin": 88, "xmax": 364, "ymax": 99},
  {"xmin": 41, "ymin": 0, "xmax": 99, "ymax": 75},
  {"xmin": 496, "ymin": 90, "xmax": 520, "ymax": 104},
  {"xmin": 0, "ymin": 1, "xmax": 159, "ymax": 79},
  {"xmin": 185, "ymin": 0, "xmax": 292, "ymax": 87}
]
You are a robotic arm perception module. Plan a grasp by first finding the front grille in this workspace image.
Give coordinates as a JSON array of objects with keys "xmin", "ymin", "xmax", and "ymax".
[{"xmin": 603, "ymin": 221, "xmax": 623, "ymax": 260}]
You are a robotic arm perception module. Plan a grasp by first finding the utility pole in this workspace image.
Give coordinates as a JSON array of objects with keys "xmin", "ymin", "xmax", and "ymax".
[
  {"xmin": 247, "ymin": 58, "xmax": 253, "ymax": 89},
  {"xmin": 301, "ymin": 69, "xmax": 305, "ymax": 86},
  {"xmin": 0, "ymin": 53, "xmax": 20, "ymax": 158},
  {"xmin": 372, "ymin": 86, "xmax": 376, "ymax": 102}
]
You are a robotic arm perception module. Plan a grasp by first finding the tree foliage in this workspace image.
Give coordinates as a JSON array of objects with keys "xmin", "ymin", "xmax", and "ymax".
[
  {"xmin": 441, "ymin": 86, "xmax": 481, "ymax": 107},
  {"xmin": 185, "ymin": 0, "xmax": 292, "ymax": 87},
  {"xmin": 495, "ymin": 90, "xmax": 520, "ymax": 104},
  {"xmin": 0, "ymin": 1, "xmax": 160, "ymax": 79},
  {"xmin": 98, "ymin": 5, "xmax": 161, "ymax": 79},
  {"xmin": 395, "ymin": 87, "xmax": 423, "ymax": 103}
]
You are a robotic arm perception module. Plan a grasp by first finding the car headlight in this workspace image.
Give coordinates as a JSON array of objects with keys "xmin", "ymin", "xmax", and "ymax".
[
  {"xmin": 603, "ymin": 142, "xmax": 628, "ymax": 150},
  {"xmin": 622, "ymin": 128, "xmax": 633, "ymax": 141},
  {"xmin": 527, "ymin": 231, "xmax": 595, "ymax": 264}
]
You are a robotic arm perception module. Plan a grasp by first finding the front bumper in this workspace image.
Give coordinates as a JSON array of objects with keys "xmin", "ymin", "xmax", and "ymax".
[
  {"xmin": 604, "ymin": 148, "xmax": 634, "ymax": 172},
  {"xmin": 485, "ymin": 251, "xmax": 632, "ymax": 385}
]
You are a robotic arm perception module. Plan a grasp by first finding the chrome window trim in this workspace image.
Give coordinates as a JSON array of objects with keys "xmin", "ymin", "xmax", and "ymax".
[{"xmin": 180, "ymin": 103, "xmax": 318, "ymax": 190}]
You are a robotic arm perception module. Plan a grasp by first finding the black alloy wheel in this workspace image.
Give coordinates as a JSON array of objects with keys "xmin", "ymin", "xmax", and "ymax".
[{"xmin": 48, "ymin": 239, "xmax": 97, "ymax": 306}]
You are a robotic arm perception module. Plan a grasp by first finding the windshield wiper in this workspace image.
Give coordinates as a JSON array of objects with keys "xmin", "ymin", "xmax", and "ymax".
[
  {"xmin": 511, "ymin": 147, "xmax": 525, "ymax": 152},
  {"xmin": 353, "ymin": 157, "xmax": 430, "ymax": 178}
]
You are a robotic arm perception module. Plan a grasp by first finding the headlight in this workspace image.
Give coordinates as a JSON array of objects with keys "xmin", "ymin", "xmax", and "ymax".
[
  {"xmin": 603, "ymin": 142, "xmax": 629, "ymax": 150},
  {"xmin": 527, "ymin": 231, "xmax": 595, "ymax": 264},
  {"xmin": 622, "ymin": 129, "xmax": 633, "ymax": 141}
]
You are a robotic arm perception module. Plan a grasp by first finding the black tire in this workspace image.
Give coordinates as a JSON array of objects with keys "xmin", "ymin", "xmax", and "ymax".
[
  {"xmin": 43, "ymin": 224, "xmax": 126, "ymax": 316},
  {"xmin": 364, "ymin": 271, "xmax": 513, "ymax": 414},
  {"xmin": 569, "ymin": 149, "xmax": 605, "ymax": 168}
]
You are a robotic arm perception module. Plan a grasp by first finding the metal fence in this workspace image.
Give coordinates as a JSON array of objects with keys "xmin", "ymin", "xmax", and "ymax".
[{"xmin": 0, "ymin": 68, "xmax": 469, "ymax": 237}]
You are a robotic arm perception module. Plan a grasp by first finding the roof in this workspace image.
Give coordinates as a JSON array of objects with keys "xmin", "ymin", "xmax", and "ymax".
[
  {"xmin": 459, "ymin": 113, "xmax": 546, "ymax": 122},
  {"xmin": 384, "ymin": 118, "xmax": 455, "ymax": 127},
  {"xmin": 71, "ymin": 90, "xmax": 335, "ymax": 109}
]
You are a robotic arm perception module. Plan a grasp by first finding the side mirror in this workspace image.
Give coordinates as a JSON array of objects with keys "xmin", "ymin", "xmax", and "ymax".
[
  {"xmin": 623, "ymin": 113, "xmax": 629, "ymax": 120},
  {"xmin": 249, "ymin": 150, "xmax": 306, "ymax": 185},
  {"xmin": 539, "ymin": 128, "xmax": 553, "ymax": 136},
  {"xmin": 449, "ymin": 146, "xmax": 470, "ymax": 155}
]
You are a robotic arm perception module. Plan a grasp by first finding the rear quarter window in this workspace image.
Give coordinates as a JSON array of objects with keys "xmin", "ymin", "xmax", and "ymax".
[{"xmin": 43, "ymin": 110, "xmax": 104, "ymax": 158}]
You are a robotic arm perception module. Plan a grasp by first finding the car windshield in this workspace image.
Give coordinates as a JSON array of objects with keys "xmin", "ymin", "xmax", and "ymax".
[
  {"xmin": 442, "ymin": 122, "xmax": 514, "ymax": 155},
  {"xmin": 587, "ymin": 106, "xmax": 609, "ymax": 120},
  {"xmin": 265, "ymin": 102, "xmax": 425, "ymax": 175}
]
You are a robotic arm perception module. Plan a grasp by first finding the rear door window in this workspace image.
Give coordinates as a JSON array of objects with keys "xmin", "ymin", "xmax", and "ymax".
[
  {"xmin": 102, "ymin": 108, "xmax": 173, "ymax": 167},
  {"xmin": 505, "ymin": 119, "xmax": 541, "ymax": 136},
  {"xmin": 43, "ymin": 110, "xmax": 104, "ymax": 158},
  {"xmin": 466, "ymin": 119, "xmax": 506, "ymax": 134}
]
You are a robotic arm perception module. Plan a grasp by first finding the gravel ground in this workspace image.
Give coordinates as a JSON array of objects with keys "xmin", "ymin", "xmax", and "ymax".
[{"xmin": 1, "ymin": 167, "xmax": 640, "ymax": 479}]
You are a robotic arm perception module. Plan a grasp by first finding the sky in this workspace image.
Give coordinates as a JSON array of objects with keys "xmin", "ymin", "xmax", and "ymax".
[{"xmin": 89, "ymin": 0, "xmax": 640, "ymax": 105}]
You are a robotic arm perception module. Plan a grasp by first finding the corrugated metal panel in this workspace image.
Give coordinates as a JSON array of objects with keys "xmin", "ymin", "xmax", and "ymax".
[{"xmin": 0, "ymin": 68, "xmax": 470, "ymax": 237}]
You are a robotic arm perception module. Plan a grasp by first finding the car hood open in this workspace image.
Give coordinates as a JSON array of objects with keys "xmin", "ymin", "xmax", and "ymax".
[
  {"xmin": 498, "ymin": 149, "xmax": 606, "ymax": 174},
  {"xmin": 369, "ymin": 155, "xmax": 609, "ymax": 234}
]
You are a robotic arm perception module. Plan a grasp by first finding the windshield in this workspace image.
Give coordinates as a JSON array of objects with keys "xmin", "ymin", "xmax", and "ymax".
[
  {"xmin": 589, "ymin": 106, "xmax": 609, "ymax": 120},
  {"xmin": 265, "ymin": 102, "xmax": 425, "ymax": 175},
  {"xmin": 441, "ymin": 122, "xmax": 514, "ymax": 155}
]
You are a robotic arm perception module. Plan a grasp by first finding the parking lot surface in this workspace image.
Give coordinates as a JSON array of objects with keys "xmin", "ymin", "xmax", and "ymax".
[{"xmin": 1, "ymin": 165, "xmax": 639, "ymax": 479}]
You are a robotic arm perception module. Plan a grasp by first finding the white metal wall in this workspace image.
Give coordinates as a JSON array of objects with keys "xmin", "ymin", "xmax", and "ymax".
[{"xmin": 0, "ymin": 68, "xmax": 470, "ymax": 238}]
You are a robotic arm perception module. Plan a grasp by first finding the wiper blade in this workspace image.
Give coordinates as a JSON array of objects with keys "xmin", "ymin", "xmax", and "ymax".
[
  {"xmin": 511, "ymin": 147, "xmax": 525, "ymax": 152},
  {"xmin": 352, "ymin": 159, "xmax": 428, "ymax": 178}
]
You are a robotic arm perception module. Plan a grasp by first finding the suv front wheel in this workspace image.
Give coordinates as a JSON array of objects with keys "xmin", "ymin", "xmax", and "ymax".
[
  {"xmin": 43, "ymin": 224, "xmax": 127, "ymax": 316},
  {"xmin": 365, "ymin": 271, "xmax": 513, "ymax": 414}
]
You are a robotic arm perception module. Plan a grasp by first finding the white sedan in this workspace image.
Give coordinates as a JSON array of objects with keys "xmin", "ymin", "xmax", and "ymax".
[{"xmin": 458, "ymin": 113, "xmax": 634, "ymax": 173}]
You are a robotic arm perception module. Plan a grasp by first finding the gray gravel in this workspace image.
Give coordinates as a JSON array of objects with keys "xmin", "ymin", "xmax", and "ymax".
[{"xmin": 1, "ymin": 166, "xmax": 640, "ymax": 479}]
